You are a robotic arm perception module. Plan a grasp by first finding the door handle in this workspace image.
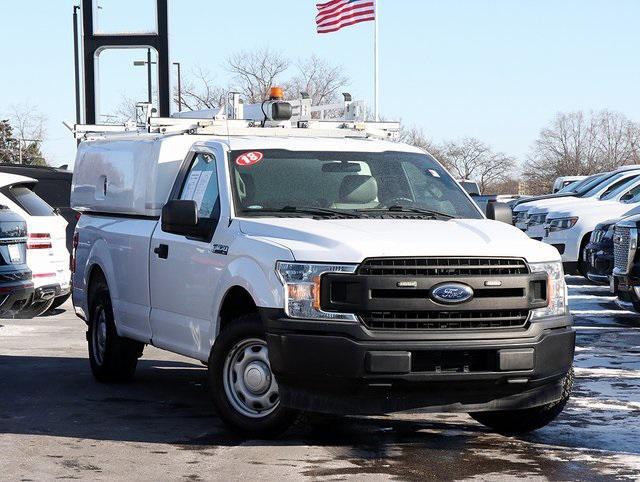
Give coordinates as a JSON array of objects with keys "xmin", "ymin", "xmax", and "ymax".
[{"xmin": 154, "ymin": 244, "xmax": 169, "ymax": 259}]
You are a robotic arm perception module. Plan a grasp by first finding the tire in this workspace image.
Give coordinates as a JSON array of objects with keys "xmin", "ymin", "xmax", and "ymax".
[
  {"xmin": 470, "ymin": 367, "xmax": 574, "ymax": 435},
  {"xmin": 208, "ymin": 313, "xmax": 298, "ymax": 438},
  {"xmin": 578, "ymin": 235, "xmax": 592, "ymax": 278},
  {"xmin": 49, "ymin": 292, "xmax": 71, "ymax": 311},
  {"xmin": 11, "ymin": 297, "xmax": 54, "ymax": 319},
  {"xmin": 87, "ymin": 278, "xmax": 144, "ymax": 382}
]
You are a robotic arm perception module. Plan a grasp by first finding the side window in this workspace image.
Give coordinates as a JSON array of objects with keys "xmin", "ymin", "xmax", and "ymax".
[
  {"xmin": 600, "ymin": 177, "xmax": 633, "ymax": 199},
  {"xmin": 179, "ymin": 153, "xmax": 220, "ymax": 219},
  {"xmin": 622, "ymin": 184, "xmax": 640, "ymax": 203}
]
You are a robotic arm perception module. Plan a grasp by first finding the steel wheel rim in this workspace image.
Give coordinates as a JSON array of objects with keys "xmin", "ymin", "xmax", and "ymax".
[
  {"xmin": 92, "ymin": 308, "xmax": 107, "ymax": 366},
  {"xmin": 222, "ymin": 337, "xmax": 280, "ymax": 418}
]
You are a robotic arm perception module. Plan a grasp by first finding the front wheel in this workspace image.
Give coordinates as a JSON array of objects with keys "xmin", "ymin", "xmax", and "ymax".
[
  {"xmin": 470, "ymin": 367, "xmax": 574, "ymax": 434},
  {"xmin": 208, "ymin": 314, "xmax": 298, "ymax": 438}
]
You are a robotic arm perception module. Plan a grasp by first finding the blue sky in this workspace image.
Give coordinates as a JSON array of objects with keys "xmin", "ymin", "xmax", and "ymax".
[{"xmin": 1, "ymin": 0, "xmax": 640, "ymax": 167}]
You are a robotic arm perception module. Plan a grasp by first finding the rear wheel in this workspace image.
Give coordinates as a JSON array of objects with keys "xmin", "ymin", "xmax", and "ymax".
[
  {"xmin": 208, "ymin": 314, "xmax": 298, "ymax": 438},
  {"xmin": 87, "ymin": 278, "xmax": 144, "ymax": 382},
  {"xmin": 470, "ymin": 367, "xmax": 574, "ymax": 434}
]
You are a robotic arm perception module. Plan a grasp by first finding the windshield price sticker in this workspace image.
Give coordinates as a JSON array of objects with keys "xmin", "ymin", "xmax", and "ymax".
[{"xmin": 236, "ymin": 151, "xmax": 264, "ymax": 167}]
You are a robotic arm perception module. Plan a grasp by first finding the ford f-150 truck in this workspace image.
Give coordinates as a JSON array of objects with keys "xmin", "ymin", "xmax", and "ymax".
[{"xmin": 69, "ymin": 94, "xmax": 575, "ymax": 437}]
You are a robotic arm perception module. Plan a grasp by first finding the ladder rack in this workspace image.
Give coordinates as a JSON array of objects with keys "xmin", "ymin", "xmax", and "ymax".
[{"xmin": 65, "ymin": 95, "xmax": 401, "ymax": 142}]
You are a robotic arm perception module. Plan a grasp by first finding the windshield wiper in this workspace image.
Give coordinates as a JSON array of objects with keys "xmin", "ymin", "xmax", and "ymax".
[
  {"xmin": 358, "ymin": 205, "xmax": 456, "ymax": 219},
  {"xmin": 242, "ymin": 206, "xmax": 363, "ymax": 218}
]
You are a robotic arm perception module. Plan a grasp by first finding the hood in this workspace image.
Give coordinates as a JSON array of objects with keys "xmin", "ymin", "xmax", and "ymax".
[
  {"xmin": 527, "ymin": 197, "xmax": 602, "ymax": 215},
  {"xmin": 239, "ymin": 217, "xmax": 560, "ymax": 264},
  {"xmin": 514, "ymin": 195, "xmax": 593, "ymax": 213},
  {"xmin": 512, "ymin": 192, "xmax": 575, "ymax": 208},
  {"xmin": 550, "ymin": 200, "xmax": 637, "ymax": 219}
]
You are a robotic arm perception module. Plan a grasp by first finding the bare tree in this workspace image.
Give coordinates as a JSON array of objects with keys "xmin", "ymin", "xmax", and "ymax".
[
  {"xmin": 4, "ymin": 103, "xmax": 47, "ymax": 165},
  {"xmin": 8, "ymin": 103, "xmax": 46, "ymax": 144},
  {"xmin": 438, "ymin": 138, "xmax": 516, "ymax": 193},
  {"xmin": 226, "ymin": 48, "xmax": 290, "ymax": 103},
  {"xmin": 177, "ymin": 67, "xmax": 230, "ymax": 111},
  {"xmin": 523, "ymin": 110, "xmax": 640, "ymax": 194},
  {"xmin": 398, "ymin": 126, "xmax": 441, "ymax": 157},
  {"xmin": 288, "ymin": 55, "xmax": 349, "ymax": 106},
  {"xmin": 107, "ymin": 94, "xmax": 139, "ymax": 124}
]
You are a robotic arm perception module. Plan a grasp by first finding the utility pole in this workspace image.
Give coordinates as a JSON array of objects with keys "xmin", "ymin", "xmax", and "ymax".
[
  {"xmin": 173, "ymin": 62, "xmax": 182, "ymax": 111},
  {"xmin": 73, "ymin": 5, "xmax": 82, "ymax": 124},
  {"xmin": 146, "ymin": 48, "xmax": 153, "ymax": 103}
]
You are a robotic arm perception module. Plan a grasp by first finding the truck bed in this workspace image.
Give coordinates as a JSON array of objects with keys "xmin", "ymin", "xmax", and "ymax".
[{"xmin": 73, "ymin": 214, "xmax": 158, "ymax": 341}]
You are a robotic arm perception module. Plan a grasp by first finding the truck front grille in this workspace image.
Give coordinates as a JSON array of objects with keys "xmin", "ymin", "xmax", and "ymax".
[
  {"xmin": 358, "ymin": 257, "xmax": 528, "ymax": 277},
  {"xmin": 321, "ymin": 257, "xmax": 543, "ymax": 332},
  {"xmin": 614, "ymin": 226, "xmax": 632, "ymax": 274},
  {"xmin": 359, "ymin": 309, "xmax": 529, "ymax": 331}
]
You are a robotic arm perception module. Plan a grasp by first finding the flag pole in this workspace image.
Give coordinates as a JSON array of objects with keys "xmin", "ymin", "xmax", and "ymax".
[{"xmin": 374, "ymin": 0, "xmax": 379, "ymax": 121}]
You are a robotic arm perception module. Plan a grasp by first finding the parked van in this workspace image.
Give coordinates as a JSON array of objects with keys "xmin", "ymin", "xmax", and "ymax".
[{"xmin": 70, "ymin": 94, "xmax": 574, "ymax": 437}]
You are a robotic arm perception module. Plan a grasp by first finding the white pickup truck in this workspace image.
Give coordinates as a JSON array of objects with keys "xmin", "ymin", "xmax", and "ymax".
[{"xmin": 70, "ymin": 95, "xmax": 574, "ymax": 437}]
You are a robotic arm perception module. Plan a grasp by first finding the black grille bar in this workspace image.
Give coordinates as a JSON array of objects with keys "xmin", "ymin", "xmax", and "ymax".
[
  {"xmin": 360, "ymin": 310, "xmax": 530, "ymax": 331},
  {"xmin": 358, "ymin": 257, "xmax": 528, "ymax": 277}
]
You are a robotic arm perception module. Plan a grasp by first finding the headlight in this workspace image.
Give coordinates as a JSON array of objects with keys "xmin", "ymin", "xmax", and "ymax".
[
  {"xmin": 591, "ymin": 228, "xmax": 605, "ymax": 243},
  {"xmin": 527, "ymin": 213, "xmax": 547, "ymax": 226},
  {"xmin": 529, "ymin": 261, "xmax": 567, "ymax": 320},
  {"xmin": 275, "ymin": 261, "xmax": 357, "ymax": 321},
  {"xmin": 547, "ymin": 217, "xmax": 579, "ymax": 232},
  {"xmin": 514, "ymin": 211, "xmax": 529, "ymax": 223}
]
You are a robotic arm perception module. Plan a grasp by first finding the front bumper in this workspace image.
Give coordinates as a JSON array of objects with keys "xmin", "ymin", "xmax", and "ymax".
[
  {"xmin": 263, "ymin": 309, "xmax": 575, "ymax": 415},
  {"xmin": 544, "ymin": 228, "xmax": 580, "ymax": 273},
  {"xmin": 525, "ymin": 223, "xmax": 546, "ymax": 241},
  {"xmin": 584, "ymin": 241, "xmax": 613, "ymax": 284},
  {"xmin": 614, "ymin": 272, "xmax": 640, "ymax": 312}
]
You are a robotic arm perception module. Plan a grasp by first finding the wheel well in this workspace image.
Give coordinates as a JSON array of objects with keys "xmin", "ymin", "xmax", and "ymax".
[
  {"xmin": 87, "ymin": 264, "xmax": 107, "ymax": 307},
  {"xmin": 218, "ymin": 286, "xmax": 257, "ymax": 334},
  {"xmin": 579, "ymin": 232, "xmax": 592, "ymax": 259}
]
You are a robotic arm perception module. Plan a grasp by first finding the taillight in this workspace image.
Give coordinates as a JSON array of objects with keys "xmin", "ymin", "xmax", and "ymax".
[
  {"xmin": 27, "ymin": 233, "xmax": 52, "ymax": 250},
  {"xmin": 71, "ymin": 231, "xmax": 79, "ymax": 273}
]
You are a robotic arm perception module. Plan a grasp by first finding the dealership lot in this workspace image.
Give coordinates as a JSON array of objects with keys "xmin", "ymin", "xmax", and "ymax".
[{"xmin": 1, "ymin": 276, "xmax": 639, "ymax": 481}]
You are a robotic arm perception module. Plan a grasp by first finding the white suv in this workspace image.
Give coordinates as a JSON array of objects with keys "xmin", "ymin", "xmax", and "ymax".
[
  {"xmin": 0, "ymin": 173, "xmax": 70, "ymax": 317},
  {"xmin": 543, "ymin": 176, "xmax": 640, "ymax": 275}
]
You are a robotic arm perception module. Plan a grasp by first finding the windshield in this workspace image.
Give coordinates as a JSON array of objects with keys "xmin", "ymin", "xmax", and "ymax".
[
  {"xmin": 229, "ymin": 150, "xmax": 483, "ymax": 219},
  {"xmin": 601, "ymin": 176, "xmax": 640, "ymax": 200},
  {"xmin": 557, "ymin": 180, "xmax": 581, "ymax": 193},
  {"xmin": 580, "ymin": 172, "xmax": 625, "ymax": 197}
]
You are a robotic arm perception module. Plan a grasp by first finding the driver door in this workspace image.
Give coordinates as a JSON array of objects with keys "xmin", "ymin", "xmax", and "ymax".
[{"xmin": 149, "ymin": 146, "xmax": 227, "ymax": 359}]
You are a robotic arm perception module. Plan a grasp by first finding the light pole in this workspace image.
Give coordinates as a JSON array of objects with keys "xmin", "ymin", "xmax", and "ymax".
[
  {"xmin": 133, "ymin": 49, "xmax": 154, "ymax": 103},
  {"xmin": 134, "ymin": 56, "xmax": 182, "ymax": 112},
  {"xmin": 173, "ymin": 62, "xmax": 182, "ymax": 111}
]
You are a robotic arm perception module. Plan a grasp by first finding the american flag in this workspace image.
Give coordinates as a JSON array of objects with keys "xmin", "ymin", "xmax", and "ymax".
[{"xmin": 316, "ymin": 0, "xmax": 376, "ymax": 34}]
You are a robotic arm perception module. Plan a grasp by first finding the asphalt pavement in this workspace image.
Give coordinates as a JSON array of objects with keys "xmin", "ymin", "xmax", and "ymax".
[{"xmin": 1, "ymin": 276, "xmax": 639, "ymax": 481}]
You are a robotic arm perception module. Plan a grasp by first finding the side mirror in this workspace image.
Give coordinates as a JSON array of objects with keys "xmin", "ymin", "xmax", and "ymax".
[
  {"xmin": 486, "ymin": 201, "xmax": 513, "ymax": 225},
  {"xmin": 162, "ymin": 200, "xmax": 199, "ymax": 236}
]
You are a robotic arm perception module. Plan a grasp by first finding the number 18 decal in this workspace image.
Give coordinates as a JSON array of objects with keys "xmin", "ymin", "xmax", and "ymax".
[{"xmin": 235, "ymin": 151, "xmax": 264, "ymax": 167}]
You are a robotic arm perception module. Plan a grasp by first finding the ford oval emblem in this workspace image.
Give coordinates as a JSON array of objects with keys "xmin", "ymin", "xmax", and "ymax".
[{"xmin": 430, "ymin": 283, "xmax": 474, "ymax": 304}]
